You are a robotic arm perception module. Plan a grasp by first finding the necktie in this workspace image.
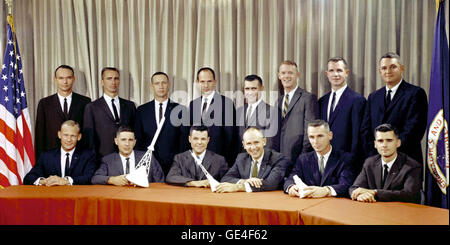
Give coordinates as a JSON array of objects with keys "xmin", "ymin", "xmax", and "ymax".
[
  {"xmin": 251, "ymin": 160, "xmax": 258, "ymax": 178},
  {"xmin": 125, "ymin": 157, "xmax": 130, "ymax": 174},
  {"xmin": 246, "ymin": 105, "xmax": 252, "ymax": 126},
  {"xmin": 282, "ymin": 93, "xmax": 289, "ymax": 117},
  {"xmin": 329, "ymin": 92, "xmax": 336, "ymax": 121},
  {"xmin": 159, "ymin": 103, "xmax": 163, "ymax": 122},
  {"xmin": 63, "ymin": 98, "xmax": 68, "ymax": 119},
  {"xmin": 64, "ymin": 153, "xmax": 70, "ymax": 177},
  {"xmin": 111, "ymin": 98, "xmax": 120, "ymax": 123},
  {"xmin": 385, "ymin": 89, "xmax": 392, "ymax": 107},
  {"xmin": 381, "ymin": 164, "xmax": 389, "ymax": 187},
  {"xmin": 202, "ymin": 98, "xmax": 208, "ymax": 115},
  {"xmin": 319, "ymin": 155, "xmax": 325, "ymax": 175}
]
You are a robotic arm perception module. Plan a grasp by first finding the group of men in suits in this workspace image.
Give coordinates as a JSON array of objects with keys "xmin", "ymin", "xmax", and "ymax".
[{"xmin": 27, "ymin": 51, "xmax": 427, "ymax": 204}]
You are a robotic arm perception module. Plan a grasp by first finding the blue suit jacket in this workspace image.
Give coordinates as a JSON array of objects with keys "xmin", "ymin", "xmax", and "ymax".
[
  {"xmin": 319, "ymin": 87, "xmax": 366, "ymax": 170},
  {"xmin": 134, "ymin": 99, "xmax": 187, "ymax": 175},
  {"xmin": 23, "ymin": 147, "xmax": 96, "ymax": 185},
  {"xmin": 284, "ymin": 149, "xmax": 355, "ymax": 197},
  {"xmin": 361, "ymin": 80, "xmax": 428, "ymax": 163}
]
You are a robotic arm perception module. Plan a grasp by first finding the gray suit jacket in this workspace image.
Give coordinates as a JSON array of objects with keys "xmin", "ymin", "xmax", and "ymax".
[
  {"xmin": 91, "ymin": 150, "xmax": 164, "ymax": 184},
  {"xmin": 277, "ymin": 88, "xmax": 318, "ymax": 163},
  {"xmin": 221, "ymin": 149, "xmax": 289, "ymax": 192},
  {"xmin": 349, "ymin": 152, "xmax": 422, "ymax": 203},
  {"xmin": 166, "ymin": 150, "xmax": 229, "ymax": 186}
]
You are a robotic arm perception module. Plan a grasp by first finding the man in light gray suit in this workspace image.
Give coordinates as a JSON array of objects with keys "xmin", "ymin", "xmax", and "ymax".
[
  {"xmin": 91, "ymin": 126, "xmax": 164, "ymax": 185},
  {"xmin": 166, "ymin": 125, "xmax": 229, "ymax": 187},
  {"xmin": 277, "ymin": 60, "xmax": 318, "ymax": 172}
]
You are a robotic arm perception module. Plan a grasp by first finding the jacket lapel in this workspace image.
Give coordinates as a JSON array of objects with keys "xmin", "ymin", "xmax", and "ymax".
[
  {"xmin": 320, "ymin": 149, "xmax": 339, "ymax": 186},
  {"xmin": 328, "ymin": 87, "xmax": 350, "ymax": 126},
  {"xmin": 257, "ymin": 150, "xmax": 271, "ymax": 179},
  {"xmin": 100, "ymin": 96, "xmax": 116, "ymax": 122},
  {"xmin": 385, "ymin": 80, "xmax": 406, "ymax": 114},
  {"xmin": 384, "ymin": 154, "xmax": 403, "ymax": 189},
  {"xmin": 54, "ymin": 149, "xmax": 63, "ymax": 176},
  {"xmin": 373, "ymin": 156, "xmax": 383, "ymax": 189},
  {"xmin": 52, "ymin": 94, "xmax": 67, "ymax": 120},
  {"xmin": 285, "ymin": 89, "xmax": 302, "ymax": 117},
  {"xmin": 310, "ymin": 153, "xmax": 322, "ymax": 185}
]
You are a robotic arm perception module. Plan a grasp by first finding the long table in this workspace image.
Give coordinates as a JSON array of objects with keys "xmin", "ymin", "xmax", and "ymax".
[{"xmin": 0, "ymin": 183, "xmax": 448, "ymax": 225}]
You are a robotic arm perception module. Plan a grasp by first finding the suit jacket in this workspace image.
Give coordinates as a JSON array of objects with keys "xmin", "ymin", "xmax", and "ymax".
[
  {"xmin": 83, "ymin": 96, "xmax": 136, "ymax": 161},
  {"xmin": 349, "ymin": 152, "xmax": 422, "ymax": 203},
  {"xmin": 283, "ymin": 149, "xmax": 355, "ymax": 197},
  {"xmin": 361, "ymin": 80, "xmax": 428, "ymax": 163},
  {"xmin": 188, "ymin": 92, "xmax": 237, "ymax": 166},
  {"xmin": 166, "ymin": 150, "xmax": 229, "ymax": 186},
  {"xmin": 134, "ymin": 99, "xmax": 187, "ymax": 176},
  {"xmin": 91, "ymin": 150, "xmax": 164, "ymax": 184},
  {"xmin": 23, "ymin": 147, "xmax": 96, "ymax": 185},
  {"xmin": 221, "ymin": 149, "xmax": 289, "ymax": 192},
  {"xmin": 236, "ymin": 101, "xmax": 281, "ymax": 152},
  {"xmin": 319, "ymin": 87, "xmax": 366, "ymax": 171},
  {"xmin": 35, "ymin": 92, "xmax": 91, "ymax": 160}
]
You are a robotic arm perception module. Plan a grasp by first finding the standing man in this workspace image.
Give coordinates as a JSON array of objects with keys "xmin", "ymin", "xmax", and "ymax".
[
  {"xmin": 83, "ymin": 67, "xmax": 136, "ymax": 162},
  {"xmin": 277, "ymin": 60, "xmax": 318, "ymax": 166},
  {"xmin": 350, "ymin": 124, "xmax": 422, "ymax": 203},
  {"xmin": 361, "ymin": 52, "xmax": 428, "ymax": 164},
  {"xmin": 35, "ymin": 65, "xmax": 91, "ymax": 160},
  {"xmin": 134, "ymin": 72, "xmax": 187, "ymax": 176},
  {"xmin": 284, "ymin": 120, "xmax": 355, "ymax": 198},
  {"xmin": 236, "ymin": 74, "xmax": 281, "ymax": 152},
  {"xmin": 188, "ymin": 67, "xmax": 237, "ymax": 166},
  {"xmin": 318, "ymin": 57, "xmax": 366, "ymax": 171}
]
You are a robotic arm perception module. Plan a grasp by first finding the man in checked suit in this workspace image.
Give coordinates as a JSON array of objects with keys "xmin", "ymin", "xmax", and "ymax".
[
  {"xmin": 361, "ymin": 52, "xmax": 428, "ymax": 164},
  {"xmin": 236, "ymin": 74, "xmax": 281, "ymax": 152},
  {"xmin": 350, "ymin": 124, "xmax": 422, "ymax": 203},
  {"xmin": 134, "ymin": 72, "xmax": 187, "ymax": 176},
  {"xmin": 35, "ymin": 65, "xmax": 91, "ymax": 160},
  {"xmin": 216, "ymin": 127, "xmax": 289, "ymax": 193},
  {"xmin": 83, "ymin": 67, "xmax": 136, "ymax": 163},
  {"xmin": 24, "ymin": 120, "xmax": 96, "ymax": 186},
  {"xmin": 91, "ymin": 126, "xmax": 164, "ymax": 186},
  {"xmin": 284, "ymin": 120, "xmax": 355, "ymax": 198},
  {"xmin": 166, "ymin": 125, "xmax": 228, "ymax": 187},
  {"xmin": 318, "ymin": 57, "xmax": 366, "ymax": 172}
]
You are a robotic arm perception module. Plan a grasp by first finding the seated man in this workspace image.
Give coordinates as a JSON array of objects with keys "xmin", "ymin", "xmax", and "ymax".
[
  {"xmin": 166, "ymin": 126, "xmax": 228, "ymax": 187},
  {"xmin": 349, "ymin": 124, "xmax": 422, "ymax": 203},
  {"xmin": 284, "ymin": 120, "xmax": 355, "ymax": 198},
  {"xmin": 24, "ymin": 120, "xmax": 96, "ymax": 186},
  {"xmin": 91, "ymin": 126, "xmax": 164, "ymax": 186},
  {"xmin": 216, "ymin": 127, "xmax": 289, "ymax": 193}
]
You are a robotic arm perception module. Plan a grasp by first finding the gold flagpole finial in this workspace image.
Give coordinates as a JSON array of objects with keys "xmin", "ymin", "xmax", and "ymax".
[{"xmin": 5, "ymin": 0, "xmax": 13, "ymax": 15}]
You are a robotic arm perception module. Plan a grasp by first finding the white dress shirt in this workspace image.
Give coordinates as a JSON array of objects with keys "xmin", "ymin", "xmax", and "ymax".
[
  {"xmin": 327, "ymin": 84, "xmax": 347, "ymax": 121},
  {"xmin": 315, "ymin": 147, "xmax": 337, "ymax": 196},
  {"xmin": 240, "ymin": 153, "xmax": 264, "ymax": 193},
  {"xmin": 119, "ymin": 151, "xmax": 136, "ymax": 175},
  {"xmin": 283, "ymin": 86, "xmax": 298, "ymax": 107},
  {"xmin": 246, "ymin": 98, "xmax": 263, "ymax": 121},
  {"xmin": 33, "ymin": 147, "xmax": 75, "ymax": 185},
  {"xmin": 381, "ymin": 155, "xmax": 397, "ymax": 180},
  {"xmin": 154, "ymin": 99, "xmax": 168, "ymax": 126},
  {"xmin": 103, "ymin": 93, "xmax": 120, "ymax": 119},
  {"xmin": 201, "ymin": 90, "xmax": 216, "ymax": 113},
  {"xmin": 57, "ymin": 92, "xmax": 72, "ymax": 114},
  {"xmin": 385, "ymin": 79, "xmax": 403, "ymax": 101}
]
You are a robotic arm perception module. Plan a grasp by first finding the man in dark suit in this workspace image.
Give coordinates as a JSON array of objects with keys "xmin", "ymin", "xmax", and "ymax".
[
  {"xmin": 216, "ymin": 127, "xmax": 289, "ymax": 193},
  {"xmin": 35, "ymin": 65, "xmax": 91, "ymax": 160},
  {"xmin": 166, "ymin": 125, "xmax": 228, "ymax": 187},
  {"xmin": 134, "ymin": 72, "xmax": 187, "ymax": 176},
  {"xmin": 24, "ymin": 120, "xmax": 96, "ymax": 185},
  {"xmin": 83, "ymin": 67, "xmax": 136, "ymax": 162},
  {"xmin": 277, "ymin": 60, "xmax": 318, "ymax": 166},
  {"xmin": 284, "ymin": 120, "xmax": 355, "ymax": 198},
  {"xmin": 188, "ymin": 67, "xmax": 237, "ymax": 166},
  {"xmin": 91, "ymin": 126, "xmax": 164, "ymax": 186},
  {"xmin": 236, "ymin": 74, "xmax": 281, "ymax": 152},
  {"xmin": 318, "ymin": 57, "xmax": 366, "ymax": 172},
  {"xmin": 350, "ymin": 124, "xmax": 422, "ymax": 204},
  {"xmin": 361, "ymin": 52, "xmax": 428, "ymax": 164}
]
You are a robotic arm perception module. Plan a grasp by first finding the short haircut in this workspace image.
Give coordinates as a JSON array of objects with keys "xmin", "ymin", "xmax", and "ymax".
[
  {"xmin": 101, "ymin": 67, "xmax": 120, "ymax": 79},
  {"xmin": 279, "ymin": 60, "xmax": 298, "ymax": 70},
  {"xmin": 374, "ymin": 123, "xmax": 399, "ymax": 137},
  {"xmin": 379, "ymin": 52, "xmax": 403, "ymax": 65},
  {"xmin": 151, "ymin": 72, "xmax": 169, "ymax": 83},
  {"xmin": 60, "ymin": 120, "xmax": 80, "ymax": 133},
  {"xmin": 116, "ymin": 125, "xmax": 134, "ymax": 137},
  {"xmin": 307, "ymin": 119, "xmax": 330, "ymax": 132},
  {"xmin": 244, "ymin": 74, "xmax": 263, "ymax": 87},
  {"xmin": 190, "ymin": 125, "xmax": 209, "ymax": 136},
  {"xmin": 327, "ymin": 56, "xmax": 348, "ymax": 68},
  {"xmin": 196, "ymin": 67, "xmax": 216, "ymax": 80},
  {"xmin": 54, "ymin": 65, "xmax": 74, "ymax": 77},
  {"xmin": 242, "ymin": 127, "xmax": 264, "ymax": 139}
]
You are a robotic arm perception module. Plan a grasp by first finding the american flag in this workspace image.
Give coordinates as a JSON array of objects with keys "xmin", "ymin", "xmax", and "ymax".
[{"xmin": 0, "ymin": 16, "xmax": 35, "ymax": 187}]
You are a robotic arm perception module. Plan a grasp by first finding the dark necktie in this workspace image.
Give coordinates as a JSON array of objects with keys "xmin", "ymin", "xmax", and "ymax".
[
  {"xmin": 63, "ymin": 98, "xmax": 68, "ymax": 119},
  {"xmin": 111, "ymin": 98, "xmax": 120, "ymax": 123},
  {"xmin": 251, "ymin": 160, "xmax": 258, "ymax": 178},
  {"xmin": 329, "ymin": 92, "xmax": 336, "ymax": 121},
  {"xmin": 125, "ymin": 157, "xmax": 130, "ymax": 174},
  {"xmin": 385, "ymin": 89, "xmax": 392, "ymax": 107},
  {"xmin": 159, "ymin": 103, "xmax": 163, "ymax": 122},
  {"xmin": 64, "ymin": 153, "xmax": 70, "ymax": 177},
  {"xmin": 202, "ymin": 98, "xmax": 208, "ymax": 115},
  {"xmin": 381, "ymin": 164, "xmax": 389, "ymax": 187}
]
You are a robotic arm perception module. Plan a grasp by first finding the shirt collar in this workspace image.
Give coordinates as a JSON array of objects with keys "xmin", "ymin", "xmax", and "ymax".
[
  {"xmin": 251, "ymin": 152, "xmax": 264, "ymax": 165},
  {"xmin": 103, "ymin": 93, "xmax": 119, "ymax": 102},
  {"xmin": 202, "ymin": 90, "xmax": 216, "ymax": 102},
  {"xmin": 331, "ymin": 84, "xmax": 347, "ymax": 95},
  {"xmin": 57, "ymin": 92, "xmax": 73, "ymax": 100},
  {"xmin": 61, "ymin": 147, "xmax": 76, "ymax": 156},
  {"xmin": 385, "ymin": 79, "xmax": 402, "ymax": 93},
  {"xmin": 191, "ymin": 150, "xmax": 207, "ymax": 162},
  {"xmin": 284, "ymin": 86, "xmax": 298, "ymax": 100},
  {"xmin": 315, "ymin": 146, "xmax": 332, "ymax": 163},
  {"xmin": 381, "ymin": 154, "xmax": 397, "ymax": 171}
]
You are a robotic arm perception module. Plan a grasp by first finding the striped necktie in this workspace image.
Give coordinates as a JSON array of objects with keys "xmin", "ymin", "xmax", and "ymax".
[{"xmin": 282, "ymin": 93, "xmax": 289, "ymax": 117}]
